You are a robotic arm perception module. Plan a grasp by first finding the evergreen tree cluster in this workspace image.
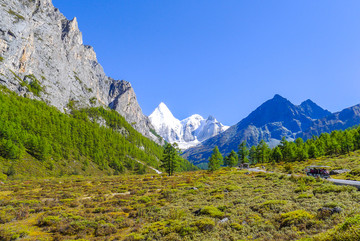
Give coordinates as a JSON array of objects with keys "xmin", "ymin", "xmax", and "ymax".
[
  {"xmin": 223, "ymin": 126, "xmax": 360, "ymax": 165},
  {"xmin": 0, "ymin": 86, "xmax": 196, "ymax": 174}
]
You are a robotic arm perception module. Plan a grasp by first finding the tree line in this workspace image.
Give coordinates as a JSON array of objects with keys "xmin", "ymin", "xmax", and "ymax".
[{"xmin": 207, "ymin": 125, "xmax": 360, "ymax": 171}]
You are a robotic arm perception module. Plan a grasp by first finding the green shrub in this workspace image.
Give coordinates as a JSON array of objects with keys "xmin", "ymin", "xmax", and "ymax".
[
  {"xmin": 38, "ymin": 215, "xmax": 62, "ymax": 227},
  {"xmin": 0, "ymin": 172, "xmax": 7, "ymax": 181},
  {"xmin": 339, "ymin": 215, "xmax": 360, "ymax": 231},
  {"xmin": 317, "ymin": 215, "xmax": 360, "ymax": 241},
  {"xmin": 278, "ymin": 210, "xmax": 314, "ymax": 228},
  {"xmin": 95, "ymin": 223, "xmax": 117, "ymax": 236},
  {"xmin": 297, "ymin": 193, "xmax": 314, "ymax": 199},
  {"xmin": 193, "ymin": 218, "xmax": 215, "ymax": 231},
  {"xmin": 138, "ymin": 196, "xmax": 151, "ymax": 204},
  {"xmin": 200, "ymin": 206, "xmax": 224, "ymax": 218},
  {"xmin": 7, "ymin": 9, "xmax": 25, "ymax": 21},
  {"xmin": 324, "ymin": 202, "xmax": 343, "ymax": 209},
  {"xmin": 89, "ymin": 97, "xmax": 97, "ymax": 105},
  {"xmin": 313, "ymin": 184, "xmax": 356, "ymax": 194},
  {"xmin": 125, "ymin": 233, "xmax": 145, "ymax": 241},
  {"xmin": 230, "ymin": 222, "xmax": 243, "ymax": 231},
  {"xmin": 260, "ymin": 200, "xmax": 287, "ymax": 210}
]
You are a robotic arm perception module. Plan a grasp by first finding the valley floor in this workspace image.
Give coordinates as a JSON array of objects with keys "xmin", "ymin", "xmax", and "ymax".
[{"xmin": 1, "ymin": 168, "xmax": 360, "ymax": 240}]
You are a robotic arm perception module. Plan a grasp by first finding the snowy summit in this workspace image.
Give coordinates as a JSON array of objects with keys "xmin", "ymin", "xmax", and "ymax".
[{"xmin": 149, "ymin": 102, "xmax": 229, "ymax": 149}]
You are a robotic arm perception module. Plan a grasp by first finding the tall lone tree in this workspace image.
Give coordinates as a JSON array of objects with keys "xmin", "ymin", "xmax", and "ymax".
[
  {"xmin": 208, "ymin": 146, "xmax": 223, "ymax": 171},
  {"xmin": 224, "ymin": 150, "xmax": 238, "ymax": 167},
  {"xmin": 238, "ymin": 141, "xmax": 249, "ymax": 164},
  {"xmin": 160, "ymin": 143, "xmax": 180, "ymax": 176}
]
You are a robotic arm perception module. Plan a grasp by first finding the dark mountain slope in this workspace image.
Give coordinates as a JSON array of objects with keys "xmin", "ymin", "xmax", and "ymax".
[
  {"xmin": 299, "ymin": 99, "xmax": 332, "ymax": 120},
  {"xmin": 299, "ymin": 104, "xmax": 360, "ymax": 140},
  {"xmin": 183, "ymin": 95, "xmax": 334, "ymax": 166}
]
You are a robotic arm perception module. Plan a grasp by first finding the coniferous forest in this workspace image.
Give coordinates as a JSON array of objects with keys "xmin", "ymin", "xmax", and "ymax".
[
  {"xmin": 223, "ymin": 127, "xmax": 360, "ymax": 166},
  {"xmin": 0, "ymin": 86, "xmax": 196, "ymax": 179}
]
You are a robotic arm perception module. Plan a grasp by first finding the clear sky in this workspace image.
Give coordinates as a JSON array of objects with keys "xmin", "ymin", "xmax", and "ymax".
[{"xmin": 52, "ymin": 0, "xmax": 360, "ymax": 126}]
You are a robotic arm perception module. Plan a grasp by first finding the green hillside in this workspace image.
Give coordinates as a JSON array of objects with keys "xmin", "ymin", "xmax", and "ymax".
[{"xmin": 0, "ymin": 86, "xmax": 196, "ymax": 180}]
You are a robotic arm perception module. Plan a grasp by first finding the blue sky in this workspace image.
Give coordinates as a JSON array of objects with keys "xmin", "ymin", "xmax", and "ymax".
[{"xmin": 53, "ymin": 0, "xmax": 360, "ymax": 126}]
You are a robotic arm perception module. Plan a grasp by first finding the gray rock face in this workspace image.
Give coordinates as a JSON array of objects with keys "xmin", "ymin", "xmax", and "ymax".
[
  {"xmin": 109, "ymin": 80, "xmax": 158, "ymax": 141},
  {"xmin": 0, "ymin": 0, "xmax": 159, "ymax": 143}
]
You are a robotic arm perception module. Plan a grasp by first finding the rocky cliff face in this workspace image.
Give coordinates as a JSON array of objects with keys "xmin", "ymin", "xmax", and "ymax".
[{"xmin": 0, "ymin": 0, "xmax": 159, "ymax": 142}]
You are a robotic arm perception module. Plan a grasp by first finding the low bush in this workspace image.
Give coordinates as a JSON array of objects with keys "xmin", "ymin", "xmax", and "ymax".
[
  {"xmin": 278, "ymin": 210, "xmax": 314, "ymax": 228},
  {"xmin": 199, "ymin": 206, "xmax": 224, "ymax": 218},
  {"xmin": 313, "ymin": 184, "xmax": 356, "ymax": 194},
  {"xmin": 193, "ymin": 218, "xmax": 215, "ymax": 232}
]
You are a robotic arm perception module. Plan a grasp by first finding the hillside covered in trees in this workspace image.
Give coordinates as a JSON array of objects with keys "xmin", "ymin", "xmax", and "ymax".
[{"xmin": 0, "ymin": 86, "xmax": 196, "ymax": 180}]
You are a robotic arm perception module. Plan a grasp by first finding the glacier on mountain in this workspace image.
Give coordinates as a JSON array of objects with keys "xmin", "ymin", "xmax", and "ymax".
[{"xmin": 149, "ymin": 103, "xmax": 229, "ymax": 149}]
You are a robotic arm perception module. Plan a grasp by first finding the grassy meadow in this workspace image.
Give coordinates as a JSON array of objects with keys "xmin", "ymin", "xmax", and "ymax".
[{"xmin": 1, "ymin": 166, "xmax": 360, "ymax": 240}]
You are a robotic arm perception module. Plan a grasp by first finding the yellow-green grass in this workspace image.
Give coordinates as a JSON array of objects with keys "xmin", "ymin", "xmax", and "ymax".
[{"xmin": 1, "ymin": 169, "xmax": 360, "ymax": 240}]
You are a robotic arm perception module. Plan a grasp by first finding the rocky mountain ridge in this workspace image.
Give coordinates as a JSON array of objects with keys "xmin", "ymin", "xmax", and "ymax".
[
  {"xmin": 183, "ymin": 94, "xmax": 336, "ymax": 165},
  {"xmin": 299, "ymin": 104, "xmax": 360, "ymax": 140},
  {"xmin": 0, "ymin": 0, "xmax": 159, "ymax": 143},
  {"xmin": 149, "ymin": 102, "xmax": 229, "ymax": 149}
]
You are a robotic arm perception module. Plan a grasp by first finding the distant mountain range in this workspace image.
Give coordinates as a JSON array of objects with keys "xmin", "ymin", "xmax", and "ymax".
[
  {"xmin": 149, "ymin": 102, "xmax": 229, "ymax": 149},
  {"xmin": 183, "ymin": 94, "xmax": 360, "ymax": 166}
]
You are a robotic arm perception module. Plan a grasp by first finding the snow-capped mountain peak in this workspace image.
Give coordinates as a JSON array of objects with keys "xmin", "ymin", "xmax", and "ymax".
[
  {"xmin": 149, "ymin": 103, "xmax": 183, "ymax": 143},
  {"xmin": 149, "ymin": 102, "xmax": 229, "ymax": 149},
  {"xmin": 151, "ymin": 102, "xmax": 177, "ymax": 123}
]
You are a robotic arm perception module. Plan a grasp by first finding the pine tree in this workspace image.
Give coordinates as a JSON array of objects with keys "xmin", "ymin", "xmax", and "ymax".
[
  {"xmin": 256, "ymin": 140, "xmax": 270, "ymax": 163},
  {"xmin": 280, "ymin": 137, "xmax": 296, "ymax": 162},
  {"xmin": 341, "ymin": 131, "xmax": 354, "ymax": 154},
  {"xmin": 224, "ymin": 150, "xmax": 238, "ymax": 167},
  {"xmin": 308, "ymin": 143, "xmax": 319, "ymax": 158},
  {"xmin": 160, "ymin": 143, "xmax": 179, "ymax": 176},
  {"xmin": 296, "ymin": 147, "xmax": 309, "ymax": 161},
  {"xmin": 249, "ymin": 146, "xmax": 257, "ymax": 164},
  {"xmin": 271, "ymin": 146, "xmax": 283, "ymax": 162},
  {"xmin": 238, "ymin": 141, "xmax": 249, "ymax": 164},
  {"xmin": 208, "ymin": 146, "xmax": 223, "ymax": 171}
]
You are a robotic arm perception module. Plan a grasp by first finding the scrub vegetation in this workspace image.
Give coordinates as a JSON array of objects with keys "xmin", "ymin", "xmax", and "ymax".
[{"xmin": 1, "ymin": 168, "xmax": 360, "ymax": 240}]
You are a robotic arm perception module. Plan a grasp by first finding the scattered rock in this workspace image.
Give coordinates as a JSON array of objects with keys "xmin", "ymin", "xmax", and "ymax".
[
  {"xmin": 317, "ymin": 207, "xmax": 342, "ymax": 218},
  {"xmin": 187, "ymin": 187, "xmax": 198, "ymax": 190},
  {"xmin": 105, "ymin": 192, "xmax": 131, "ymax": 198},
  {"xmin": 332, "ymin": 207, "xmax": 342, "ymax": 214},
  {"xmin": 330, "ymin": 169, "xmax": 351, "ymax": 175},
  {"xmin": 219, "ymin": 217, "xmax": 229, "ymax": 223}
]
